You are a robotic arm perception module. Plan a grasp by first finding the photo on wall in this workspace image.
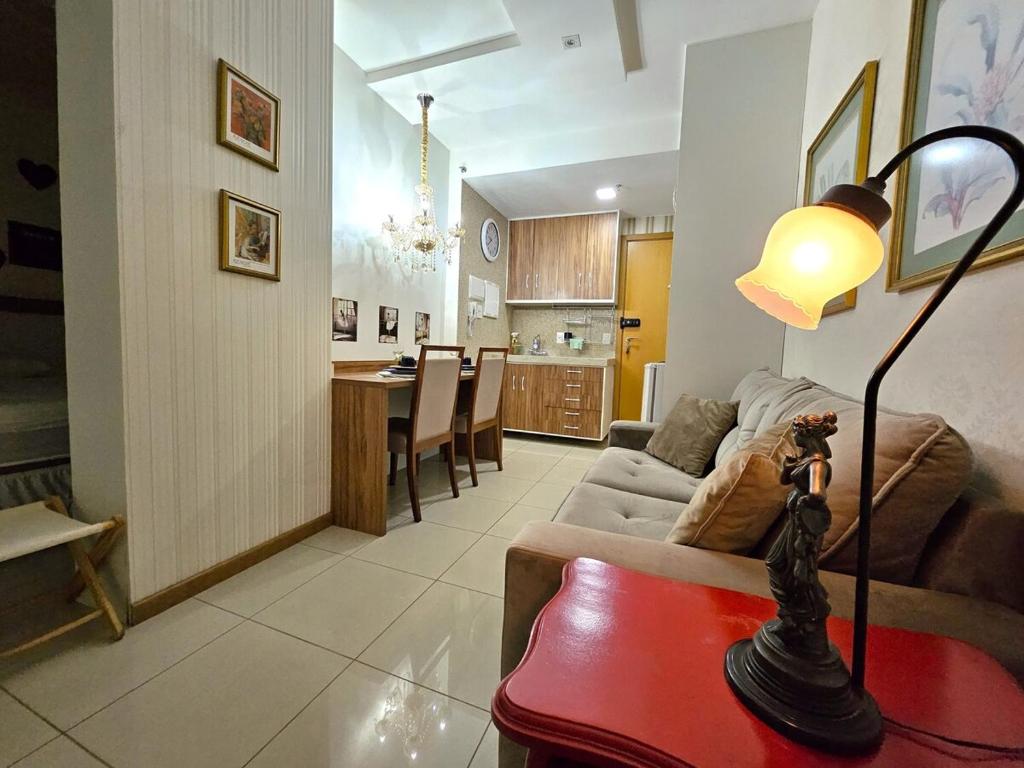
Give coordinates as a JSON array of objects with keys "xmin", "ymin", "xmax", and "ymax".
[
  {"xmin": 889, "ymin": 0, "xmax": 1024, "ymax": 291},
  {"xmin": 379, "ymin": 305, "xmax": 399, "ymax": 344},
  {"xmin": 217, "ymin": 59, "xmax": 280, "ymax": 171},
  {"xmin": 415, "ymin": 311, "xmax": 430, "ymax": 344},
  {"xmin": 332, "ymin": 298, "xmax": 357, "ymax": 341},
  {"xmin": 219, "ymin": 190, "xmax": 280, "ymax": 281}
]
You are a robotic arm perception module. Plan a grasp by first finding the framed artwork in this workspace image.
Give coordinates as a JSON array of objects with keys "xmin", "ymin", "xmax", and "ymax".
[
  {"xmin": 804, "ymin": 60, "xmax": 879, "ymax": 316},
  {"xmin": 379, "ymin": 305, "xmax": 399, "ymax": 344},
  {"xmin": 480, "ymin": 218, "xmax": 501, "ymax": 262},
  {"xmin": 219, "ymin": 190, "xmax": 281, "ymax": 281},
  {"xmin": 7, "ymin": 221, "xmax": 62, "ymax": 271},
  {"xmin": 217, "ymin": 59, "xmax": 280, "ymax": 171},
  {"xmin": 332, "ymin": 298, "xmax": 357, "ymax": 341},
  {"xmin": 415, "ymin": 311, "xmax": 430, "ymax": 344},
  {"xmin": 888, "ymin": 0, "xmax": 1024, "ymax": 291}
]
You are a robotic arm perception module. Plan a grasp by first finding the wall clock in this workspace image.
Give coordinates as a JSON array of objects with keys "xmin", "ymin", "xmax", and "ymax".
[{"xmin": 480, "ymin": 218, "xmax": 501, "ymax": 262}]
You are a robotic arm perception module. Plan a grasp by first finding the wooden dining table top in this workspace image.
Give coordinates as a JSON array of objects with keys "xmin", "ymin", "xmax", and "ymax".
[{"xmin": 332, "ymin": 370, "xmax": 476, "ymax": 389}]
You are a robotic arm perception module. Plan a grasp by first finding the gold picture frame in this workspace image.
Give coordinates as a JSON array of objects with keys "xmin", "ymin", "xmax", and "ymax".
[
  {"xmin": 219, "ymin": 190, "xmax": 281, "ymax": 281},
  {"xmin": 887, "ymin": 0, "xmax": 1024, "ymax": 292},
  {"xmin": 217, "ymin": 59, "xmax": 280, "ymax": 171},
  {"xmin": 803, "ymin": 60, "xmax": 879, "ymax": 316}
]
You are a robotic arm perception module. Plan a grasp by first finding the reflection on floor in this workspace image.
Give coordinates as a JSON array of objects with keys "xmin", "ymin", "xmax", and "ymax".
[{"xmin": 0, "ymin": 434, "xmax": 603, "ymax": 768}]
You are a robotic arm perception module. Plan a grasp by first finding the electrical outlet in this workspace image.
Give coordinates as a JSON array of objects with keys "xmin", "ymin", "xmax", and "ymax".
[
  {"xmin": 602, "ymin": 332, "xmax": 612, "ymax": 345},
  {"xmin": 556, "ymin": 332, "xmax": 566, "ymax": 344}
]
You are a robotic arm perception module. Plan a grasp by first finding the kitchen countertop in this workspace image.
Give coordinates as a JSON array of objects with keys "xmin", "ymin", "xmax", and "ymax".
[{"xmin": 507, "ymin": 354, "xmax": 615, "ymax": 367}]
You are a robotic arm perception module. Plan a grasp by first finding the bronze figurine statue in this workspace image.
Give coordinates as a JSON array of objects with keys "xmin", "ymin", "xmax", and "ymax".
[{"xmin": 725, "ymin": 412, "xmax": 882, "ymax": 754}]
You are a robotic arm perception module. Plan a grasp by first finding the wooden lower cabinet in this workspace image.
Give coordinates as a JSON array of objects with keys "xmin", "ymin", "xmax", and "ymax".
[{"xmin": 504, "ymin": 363, "xmax": 610, "ymax": 440}]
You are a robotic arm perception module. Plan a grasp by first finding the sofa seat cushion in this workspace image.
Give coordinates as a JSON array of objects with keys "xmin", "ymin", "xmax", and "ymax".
[
  {"xmin": 581, "ymin": 447, "xmax": 702, "ymax": 503},
  {"xmin": 554, "ymin": 483, "xmax": 683, "ymax": 541}
]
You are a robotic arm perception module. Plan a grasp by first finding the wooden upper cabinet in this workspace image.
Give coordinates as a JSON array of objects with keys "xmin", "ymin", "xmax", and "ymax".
[
  {"xmin": 507, "ymin": 219, "xmax": 535, "ymax": 300},
  {"xmin": 506, "ymin": 212, "xmax": 618, "ymax": 303},
  {"xmin": 585, "ymin": 212, "xmax": 618, "ymax": 301}
]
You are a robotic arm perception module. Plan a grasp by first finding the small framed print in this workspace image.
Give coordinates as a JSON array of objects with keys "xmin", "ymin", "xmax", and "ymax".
[
  {"xmin": 217, "ymin": 59, "xmax": 280, "ymax": 171},
  {"xmin": 415, "ymin": 311, "xmax": 430, "ymax": 344},
  {"xmin": 333, "ymin": 298, "xmax": 358, "ymax": 341},
  {"xmin": 379, "ymin": 306, "xmax": 399, "ymax": 344},
  {"xmin": 219, "ymin": 190, "xmax": 281, "ymax": 281}
]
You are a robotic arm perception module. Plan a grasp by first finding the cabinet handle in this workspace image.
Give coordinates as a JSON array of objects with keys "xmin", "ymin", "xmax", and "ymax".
[
  {"xmin": 565, "ymin": 397, "xmax": 580, "ymax": 402},
  {"xmin": 563, "ymin": 425, "xmax": 580, "ymax": 430},
  {"xmin": 524, "ymin": 273, "xmax": 529, "ymax": 292},
  {"xmin": 521, "ymin": 375, "xmax": 526, "ymax": 390},
  {"xmin": 566, "ymin": 369, "xmax": 583, "ymax": 374},
  {"xmin": 565, "ymin": 411, "xmax": 581, "ymax": 416},
  {"xmin": 534, "ymin": 273, "xmax": 539, "ymax": 289},
  {"xmin": 512, "ymin": 376, "xmax": 516, "ymax": 391},
  {"xmin": 566, "ymin": 383, "xmax": 582, "ymax": 388}
]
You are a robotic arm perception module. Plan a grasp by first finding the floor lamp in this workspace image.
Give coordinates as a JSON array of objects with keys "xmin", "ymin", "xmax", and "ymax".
[{"xmin": 726, "ymin": 125, "xmax": 1024, "ymax": 754}]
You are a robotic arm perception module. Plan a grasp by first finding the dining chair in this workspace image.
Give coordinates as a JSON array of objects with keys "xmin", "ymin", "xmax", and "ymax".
[
  {"xmin": 455, "ymin": 347, "xmax": 509, "ymax": 486},
  {"xmin": 387, "ymin": 344, "xmax": 465, "ymax": 521}
]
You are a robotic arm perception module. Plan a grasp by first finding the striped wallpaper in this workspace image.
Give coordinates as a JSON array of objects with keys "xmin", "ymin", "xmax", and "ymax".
[
  {"xmin": 111, "ymin": 0, "xmax": 333, "ymax": 600},
  {"xmin": 620, "ymin": 215, "xmax": 675, "ymax": 235}
]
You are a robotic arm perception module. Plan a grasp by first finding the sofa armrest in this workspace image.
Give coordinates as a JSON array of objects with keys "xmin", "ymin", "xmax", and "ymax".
[
  {"xmin": 608, "ymin": 420, "xmax": 657, "ymax": 450},
  {"xmin": 503, "ymin": 520, "xmax": 1024, "ymax": 682}
]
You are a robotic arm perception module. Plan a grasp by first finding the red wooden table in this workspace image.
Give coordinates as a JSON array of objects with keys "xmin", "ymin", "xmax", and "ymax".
[{"xmin": 492, "ymin": 558, "xmax": 1024, "ymax": 767}]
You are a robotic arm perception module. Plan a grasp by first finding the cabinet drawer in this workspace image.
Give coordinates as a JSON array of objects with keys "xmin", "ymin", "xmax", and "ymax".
[
  {"xmin": 542, "ymin": 380, "xmax": 602, "ymax": 410},
  {"xmin": 544, "ymin": 407, "xmax": 601, "ymax": 439},
  {"xmin": 542, "ymin": 365, "xmax": 605, "ymax": 383}
]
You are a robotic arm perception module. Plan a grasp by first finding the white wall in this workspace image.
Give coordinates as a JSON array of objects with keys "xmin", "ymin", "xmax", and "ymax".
[
  {"xmin": 332, "ymin": 47, "xmax": 453, "ymax": 360},
  {"xmin": 783, "ymin": 0, "xmax": 1024, "ymax": 509},
  {"xmin": 663, "ymin": 23, "xmax": 811, "ymax": 403},
  {"xmin": 58, "ymin": 0, "xmax": 334, "ymax": 602}
]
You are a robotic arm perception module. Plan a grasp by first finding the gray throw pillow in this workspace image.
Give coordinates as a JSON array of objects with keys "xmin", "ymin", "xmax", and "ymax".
[{"xmin": 646, "ymin": 393, "xmax": 738, "ymax": 476}]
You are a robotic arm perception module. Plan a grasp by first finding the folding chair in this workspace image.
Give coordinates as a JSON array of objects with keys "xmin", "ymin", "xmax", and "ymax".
[{"xmin": 0, "ymin": 497, "xmax": 125, "ymax": 657}]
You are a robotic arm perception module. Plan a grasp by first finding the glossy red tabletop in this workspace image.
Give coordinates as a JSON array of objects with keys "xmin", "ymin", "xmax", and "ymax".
[{"xmin": 493, "ymin": 558, "xmax": 1024, "ymax": 767}]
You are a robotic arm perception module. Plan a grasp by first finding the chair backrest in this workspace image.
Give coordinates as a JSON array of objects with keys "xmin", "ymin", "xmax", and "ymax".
[
  {"xmin": 411, "ymin": 345, "xmax": 465, "ymax": 445},
  {"xmin": 470, "ymin": 347, "xmax": 509, "ymax": 425}
]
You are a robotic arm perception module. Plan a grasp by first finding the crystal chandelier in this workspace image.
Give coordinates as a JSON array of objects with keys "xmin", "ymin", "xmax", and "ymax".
[{"xmin": 382, "ymin": 93, "xmax": 465, "ymax": 272}]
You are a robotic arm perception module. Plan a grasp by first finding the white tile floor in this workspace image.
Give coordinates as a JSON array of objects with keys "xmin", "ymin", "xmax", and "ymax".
[{"xmin": 0, "ymin": 434, "xmax": 602, "ymax": 768}]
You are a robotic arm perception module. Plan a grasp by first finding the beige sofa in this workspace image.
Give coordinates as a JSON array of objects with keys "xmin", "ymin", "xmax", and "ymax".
[{"xmin": 499, "ymin": 369, "xmax": 1024, "ymax": 767}]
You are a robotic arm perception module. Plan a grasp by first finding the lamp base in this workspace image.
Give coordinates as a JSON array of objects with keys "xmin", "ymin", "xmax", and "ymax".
[{"xmin": 725, "ymin": 622, "xmax": 883, "ymax": 755}]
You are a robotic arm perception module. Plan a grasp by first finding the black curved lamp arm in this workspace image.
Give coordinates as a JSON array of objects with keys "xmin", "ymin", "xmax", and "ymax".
[{"xmin": 851, "ymin": 125, "xmax": 1024, "ymax": 690}]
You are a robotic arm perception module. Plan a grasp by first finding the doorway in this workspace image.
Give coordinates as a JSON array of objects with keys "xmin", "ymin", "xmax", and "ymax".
[{"xmin": 614, "ymin": 233, "xmax": 673, "ymax": 421}]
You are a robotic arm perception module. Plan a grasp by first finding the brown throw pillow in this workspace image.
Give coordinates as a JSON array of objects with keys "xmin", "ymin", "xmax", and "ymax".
[
  {"xmin": 666, "ymin": 423, "xmax": 795, "ymax": 553},
  {"xmin": 646, "ymin": 393, "xmax": 738, "ymax": 476}
]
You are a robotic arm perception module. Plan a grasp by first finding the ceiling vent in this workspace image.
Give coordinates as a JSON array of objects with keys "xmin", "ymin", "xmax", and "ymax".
[{"xmin": 561, "ymin": 34, "xmax": 581, "ymax": 50}]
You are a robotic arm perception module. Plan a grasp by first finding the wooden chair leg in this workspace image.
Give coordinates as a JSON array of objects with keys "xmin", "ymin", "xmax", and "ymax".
[
  {"xmin": 407, "ymin": 447, "xmax": 422, "ymax": 522},
  {"xmin": 445, "ymin": 441, "xmax": 460, "ymax": 498},
  {"xmin": 467, "ymin": 430, "xmax": 479, "ymax": 487},
  {"xmin": 389, "ymin": 452, "xmax": 398, "ymax": 487},
  {"xmin": 66, "ymin": 539, "xmax": 124, "ymax": 641},
  {"xmin": 495, "ymin": 426, "xmax": 504, "ymax": 472}
]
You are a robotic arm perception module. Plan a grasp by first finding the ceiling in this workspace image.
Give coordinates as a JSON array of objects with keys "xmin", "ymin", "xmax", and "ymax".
[
  {"xmin": 334, "ymin": 0, "xmax": 817, "ymax": 215},
  {"xmin": 467, "ymin": 151, "xmax": 678, "ymax": 218}
]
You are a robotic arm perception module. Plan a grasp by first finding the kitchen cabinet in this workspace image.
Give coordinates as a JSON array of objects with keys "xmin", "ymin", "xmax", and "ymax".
[
  {"xmin": 506, "ymin": 212, "xmax": 619, "ymax": 303},
  {"xmin": 503, "ymin": 363, "xmax": 612, "ymax": 440}
]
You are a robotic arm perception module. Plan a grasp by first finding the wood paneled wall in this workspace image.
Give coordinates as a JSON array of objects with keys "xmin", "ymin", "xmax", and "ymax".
[{"xmin": 111, "ymin": 0, "xmax": 333, "ymax": 600}]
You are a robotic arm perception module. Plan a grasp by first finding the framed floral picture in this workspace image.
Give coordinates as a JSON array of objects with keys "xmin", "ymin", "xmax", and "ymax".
[
  {"xmin": 219, "ymin": 190, "xmax": 281, "ymax": 281},
  {"xmin": 217, "ymin": 59, "xmax": 280, "ymax": 171},
  {"xmin": 888, "ymin": 0, "xmax": 1024, "ymax": 291},
  {"xmin": 804, "ymin": 60, "xmax": 879, "ymax": 316}
]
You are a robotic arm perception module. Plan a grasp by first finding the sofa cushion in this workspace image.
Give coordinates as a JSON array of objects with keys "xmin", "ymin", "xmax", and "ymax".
[
  {"xmin": 724, "ymin": 369, "xmax": 973, "ymax": 584},
  {"xmin": 666, "ymin": 423, "xmax": 795, "ymax": 552},
  {"xmin": 553, "ymin": 482, "xmax": 683, "ymax": 541},
  {"xmin": 581, "ymin": 447, "xmax": 702, "ymax": 503},
  {"xmin": 645, "ymin": 393, "xmax": 738, "ymax": 476}
]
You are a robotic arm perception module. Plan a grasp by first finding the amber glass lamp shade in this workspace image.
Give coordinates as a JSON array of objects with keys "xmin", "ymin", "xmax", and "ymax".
[{"xmin": 736, "ymin": 204, "xmax": 884, "ymax": 330}]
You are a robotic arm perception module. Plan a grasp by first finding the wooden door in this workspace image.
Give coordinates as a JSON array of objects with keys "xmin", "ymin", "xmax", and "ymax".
[
  {"xmin": 507, "ymin": 220, "xmax": 535, "ymax": 300},
  {"xmin": 615, "ymin": 234, "xmax": 673, "ymax": 421},
  {"xmin": 585, "ymin": 212, "xmax": 618, "ymax": 301}
]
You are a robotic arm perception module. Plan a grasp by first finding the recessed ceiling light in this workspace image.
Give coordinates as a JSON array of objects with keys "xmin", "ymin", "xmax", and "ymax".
[{"xmin": 596, "ymin": 186, "xmax": 617, "ymax": 200}]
